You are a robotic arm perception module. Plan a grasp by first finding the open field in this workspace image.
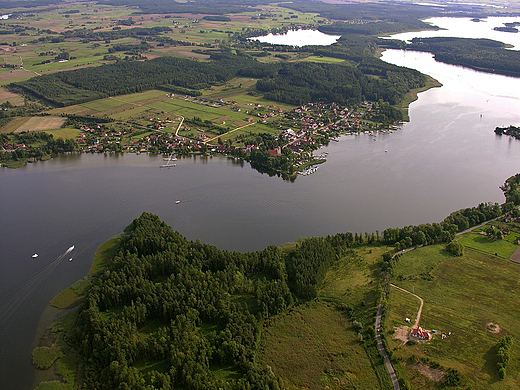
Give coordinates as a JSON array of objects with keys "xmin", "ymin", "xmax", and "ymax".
[
  {"xmin": 257, "ymin": 245, "xmax": 395, "ymax": 390},
  {"xmin": 387, "ymin": 243, "xmax": 520, "ymax": 389},
  {"xmin": 44, "ymin": 128, "xmax": 81, "ymax": 140},
  {"xmin": 301, "ymin": 56, "xmax": 346, "ymax": 64},
  {"xmin": 457, "ymin": 232, "xmax": 520, "ymax": 260},
  {"xmin": 0, "ymin": 116, "xmax": 66, "ymax": 133},
  {"xmin": 14, "ymin": 116, "xmax": 67, "ymax": 132},
  {"xmin": 0, "ymin": 116, "xmax": 31, "ymax": 133},
  {"xmin": 256, "ymin": 300, "xmax": 381, "ymax": 390},
  {"xmin": 0, "ymin": 88, "xmax": 24, "ymax": 106}
]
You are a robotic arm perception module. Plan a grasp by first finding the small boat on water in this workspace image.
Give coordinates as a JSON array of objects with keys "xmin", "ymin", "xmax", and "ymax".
[
  {"xmin": 69, "ymin": 258, "xmax": 73, "ymax": 262},
  {"xmin": 32, "ymin": 253, "xmax": 38, "ymax": 258},
  {"xmin": 175, "ymin": 200, "xmax": 181, "ymax": 204}
]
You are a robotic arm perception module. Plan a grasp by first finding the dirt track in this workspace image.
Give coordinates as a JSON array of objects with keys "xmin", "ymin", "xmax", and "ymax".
[{"xmin": 390, "ymin": 284, "xmax": 424, "ymax": 328}]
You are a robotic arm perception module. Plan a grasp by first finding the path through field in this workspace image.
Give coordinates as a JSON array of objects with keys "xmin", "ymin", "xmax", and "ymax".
[{"xmin": 391, "ymin": 284, "xmax": 424, "ymax": 328}]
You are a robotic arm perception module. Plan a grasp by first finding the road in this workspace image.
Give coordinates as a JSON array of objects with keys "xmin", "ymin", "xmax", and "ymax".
[{"xmin": 375, "ymin": 304, "xmax": 400, "ymax": 390}]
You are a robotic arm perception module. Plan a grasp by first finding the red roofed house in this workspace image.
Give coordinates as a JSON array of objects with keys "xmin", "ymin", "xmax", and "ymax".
[
  {"xmin": 268, "ymin": 146, "xmax": 281, "ymax": 156},
  {"xmin": 410, "ymin": 327, "xmax": 430, "ymax": 340}
]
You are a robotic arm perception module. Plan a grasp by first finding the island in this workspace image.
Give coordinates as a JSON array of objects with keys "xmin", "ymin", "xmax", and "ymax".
[{"xmin": 495, "ymin": 125, "xmax": 520, "ymax": 139}]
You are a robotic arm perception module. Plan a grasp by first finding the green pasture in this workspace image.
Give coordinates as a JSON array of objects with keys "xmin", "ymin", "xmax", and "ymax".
[
  {"xmin": 81, "ymin": 98, "xmax": 128, "ymax": 112},
  {"xmin": 393, "ymin": 244, "xmax": 450, "ymax": 282},
  {"xmin": 389, "ymin": 244, "xmax": 520, "ymax": 389},
  {"xmin": 457, "ymin": 232, "xmax": 520, "ymax": 259},
  {"xmin": 386, "ymin": 287, "xmax": 422, "ymax": 333},
  {"xmin": 320, "ymin": 245, "xmax": 390, "ymax": 304},
  {"xmin": 109, "ymin": 105, "xmax": 150, "ymax": 120},
  {"xmin": 301, "ymin": 56, "xmax": 346, "ymax": 64},
  {"xmin": 118, "ymin": 90, "xmax": 165, "ymax": 103},
  {"xmin": 45, "ymin": 128, "xmax": 81, "ymax": 140}
]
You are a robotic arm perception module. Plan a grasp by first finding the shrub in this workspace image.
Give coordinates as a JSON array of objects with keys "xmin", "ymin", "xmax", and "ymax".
[{"xmin": 446, "ymin": 241, "xmax": 464, "ymax": 256}]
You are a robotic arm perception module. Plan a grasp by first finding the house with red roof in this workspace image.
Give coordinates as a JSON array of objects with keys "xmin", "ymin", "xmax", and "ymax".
[{"xmin": 410, "ymin": 327, "xmax": 430, "ymax": 340}]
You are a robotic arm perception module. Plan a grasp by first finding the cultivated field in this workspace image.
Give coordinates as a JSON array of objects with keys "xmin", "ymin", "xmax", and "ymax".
[
  {"xmin": 0, "ymin": 88, "xmax": 24, "ymax": 106},
  {"xmin": 14, "ymin": 116, "xmax": 67, "ymax": 133}
]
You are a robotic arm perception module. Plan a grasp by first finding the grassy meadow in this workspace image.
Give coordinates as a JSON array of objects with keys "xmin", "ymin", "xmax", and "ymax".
[
  {"xmin": 257, "ymin": 245, "xmax": 394, "ymax": 390},
  {"xmin": 256, "ymin": 300, "xmax": 381, "ymax": 390},
  {"xmin": 386, "ymin": 242, "xmax": 520, "ymax": 389},
  {"xmin": 457, "ymin": 232, "xmax": 520, "ymax": 260}
]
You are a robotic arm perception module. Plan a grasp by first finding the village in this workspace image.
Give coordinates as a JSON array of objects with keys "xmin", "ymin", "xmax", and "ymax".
[{"xmin": 1, "ymin": 94, "xmax": 401, "ymax": 173}]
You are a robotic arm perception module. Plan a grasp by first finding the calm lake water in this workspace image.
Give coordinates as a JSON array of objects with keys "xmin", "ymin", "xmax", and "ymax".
[
  {"xmin": 388, "ymin": 16, "xmax": 520, "ymax": 50},
  {"xmin": 249, "ymin": 29, "xmax": 341, "ymax": 47},
  {"xmin": 2, "ymin": 18, "xmax": 520, "ymax": 390}
]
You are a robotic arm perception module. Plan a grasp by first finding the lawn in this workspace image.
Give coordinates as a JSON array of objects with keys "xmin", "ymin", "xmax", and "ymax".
[{"xmin": 389, "ymin": 244, "xmax": 520, "ymax": 389}]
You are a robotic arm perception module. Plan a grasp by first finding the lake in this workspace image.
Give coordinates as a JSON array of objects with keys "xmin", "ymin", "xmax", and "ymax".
[
  {"xmin": 2, "ymin": 18, "xmax": 520, "ymax": 390},
  {"xmin": 249, "ymin": 29, "xmax": 341, "ymax": 47},
  {"xmin": 388, "ymin": 16, "xmax": 520, "ymax": 50}
]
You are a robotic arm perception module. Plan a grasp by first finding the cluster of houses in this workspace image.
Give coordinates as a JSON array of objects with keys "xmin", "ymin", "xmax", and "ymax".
[{"xmin": 283, "ymin": 100, "xmax": 384, "ymax": 138}]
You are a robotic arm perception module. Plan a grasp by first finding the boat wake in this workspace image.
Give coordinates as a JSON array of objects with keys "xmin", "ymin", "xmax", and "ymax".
[{"xmin": 0, "ymin": 245, "xmax": 75, "ymax": 351}]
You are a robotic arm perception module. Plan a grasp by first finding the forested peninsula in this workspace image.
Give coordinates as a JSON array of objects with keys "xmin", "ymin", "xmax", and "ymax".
[{"xmin": 35, "ymin": 177, "xmax": 519, "ymax": 389}]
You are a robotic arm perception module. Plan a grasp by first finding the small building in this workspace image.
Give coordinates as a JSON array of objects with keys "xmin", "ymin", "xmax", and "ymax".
[{"xmin": 410, "ymin": 327, "xmax": 430, "ymax": 340}]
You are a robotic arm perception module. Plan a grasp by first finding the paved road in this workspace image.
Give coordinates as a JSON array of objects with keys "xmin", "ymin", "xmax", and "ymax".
[{"xmin": 375, "ymin": 304, "xmax": 400, "ymax": 390}]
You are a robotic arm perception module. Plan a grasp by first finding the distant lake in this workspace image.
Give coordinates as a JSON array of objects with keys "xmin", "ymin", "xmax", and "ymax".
[
  {"xmin": 249, "ymin": 29, "xmax": 341, "ymax": 47},
  {"xmin": 387, "ymin": 16, "xmax": 520, "ymax": 50},
  {"xmin": 2, "ymin": 16, "xmax": 520, "ymax": 390}
]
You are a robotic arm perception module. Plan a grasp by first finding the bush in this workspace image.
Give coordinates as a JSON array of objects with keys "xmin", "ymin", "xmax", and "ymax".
[
  {"xmin": 446, "ymin": 241, "xmax": 464, "ymax": 256},
  {"xmin": 444, "ymin": 368, "xmax": 462, "ymax": 386}
]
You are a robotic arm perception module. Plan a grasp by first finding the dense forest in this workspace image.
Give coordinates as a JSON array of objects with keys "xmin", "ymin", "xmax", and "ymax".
[
  {"xmin": 68, "ymin": 212, "xmax": 351, "ymax": 389},
  {"xmin": 10, "ymin": 47, "xmax": 426, "ymax": 108}
]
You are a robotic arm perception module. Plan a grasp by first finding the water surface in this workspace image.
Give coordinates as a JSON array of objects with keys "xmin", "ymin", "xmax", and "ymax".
[{"xmin": 249, "ymin": 29, "xmax": 341, "ymax": 47}]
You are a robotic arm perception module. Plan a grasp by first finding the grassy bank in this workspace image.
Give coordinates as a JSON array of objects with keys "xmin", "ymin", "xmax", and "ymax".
[{"xmin": 33, "ymin": 237, "xmax": 122, "ymax": 388}]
